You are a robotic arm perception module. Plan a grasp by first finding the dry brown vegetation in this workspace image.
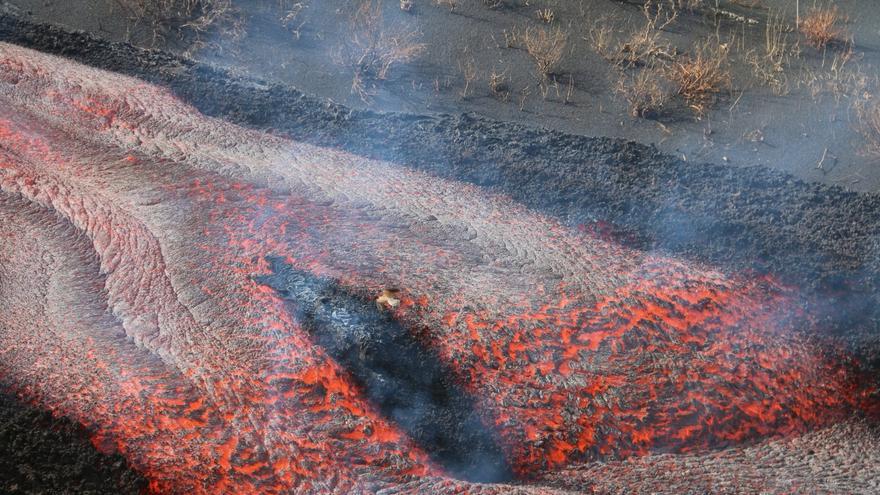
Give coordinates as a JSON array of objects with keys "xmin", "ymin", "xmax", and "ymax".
[
  {"xmin": 669, "ymin": 0, "xmax": 705, "ymax": 11},
  {"xmin": 588, "ymin": 19, "xmax": 616, "ymax": 60},
  {"xmin": 614, "ymin": 67, "xmax": 671, "ymax": 117},
  {"xmin": 668, "ymin": 37, "xmax": 731, "ymax": 115},
  {"xmin": 280, "ymin": 2, "xmax": 307, "ymax": 40},
  {"xmin": 434, "ymin": 0, "xmax": 458, "ymax": 12},
  {"xmin": 116, "ymin": 0, "xmax": 243, "ymax": 47},
  {"xmin": 855, "ymin": 95, "xmax": 880, "ymax": 159},
  {"xmin": 347, "ymin": 0, "xmax": 425, "ymax": 101},
  {"xmin": 609, "ymin": 4, "xmax": 830, "ymax": 123},
  {"xmin": 800, "ymin": 6, "xmax": 846, "ymax": 49},
  {"xmin": 536, "ymin": 8, "xmax": 555, "ymax": 24},
  {"xmin": 458, "ymin": 58, "xmax": 478, "ymax": 98},
  {"xmin": 746, "ymin": 9, "xmax": 797, "ymax": 95},
  {"xmin": 489, "ymin": 69, "xmax": 511, "ymax": 101},
  {"xmin": 798, "ymin": 44, "xmax": 866, "ymax": 104},
  {"xmin": 730, "ymin": 0, "xmax": 763, "ymax": 7},
  {"xmin": 641, "ymin": 0, "xmax": 681, "ymax": 31},
  {"xmin": 592, "ymin": 6, "xmax": 675, "ymax": 69},
  {"xmin": 115, "ymin": 0, "xmax": 874, "ymax": 172},
  {"xmin": 522, "ymin": 26, "xmax": 567, "ymax": 76},
  {"xmin": 618, "ymin": 21, "xmax": 674, "ymax": 68}
]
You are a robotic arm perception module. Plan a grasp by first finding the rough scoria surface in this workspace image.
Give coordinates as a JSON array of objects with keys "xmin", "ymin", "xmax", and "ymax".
[{"xmin": 0, "ymin": 43, "xmax": 878, "ymax": 494}]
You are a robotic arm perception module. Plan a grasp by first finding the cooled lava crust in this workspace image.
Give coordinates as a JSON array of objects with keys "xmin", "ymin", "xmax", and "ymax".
[{"xmin": 1, "ymin": 34, "xmax": 880, "ymax": 495}]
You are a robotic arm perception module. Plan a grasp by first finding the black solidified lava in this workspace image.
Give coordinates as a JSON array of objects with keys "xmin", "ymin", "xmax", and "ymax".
[
  {"xmin": 0, "ymin": 389, "xmax": 147, "ymax": 495},
  {"xmin": 256, "ymin": 255, "xmax": 512, "ymax": 484}
]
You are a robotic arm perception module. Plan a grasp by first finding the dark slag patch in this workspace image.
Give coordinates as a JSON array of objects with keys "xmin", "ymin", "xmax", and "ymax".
[{"xmin": 255, "ymin": 256, "xmax": 513, "ymax": 483}]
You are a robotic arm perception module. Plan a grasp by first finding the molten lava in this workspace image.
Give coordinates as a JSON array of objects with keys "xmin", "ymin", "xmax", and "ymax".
[{"xmin": 0, "ymin": 42, "xmax": 877, "ymax": 493}]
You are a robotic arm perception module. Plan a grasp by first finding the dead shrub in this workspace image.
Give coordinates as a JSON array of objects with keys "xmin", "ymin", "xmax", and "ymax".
[
  {"xmin": 855, "ymin": 95, "xmax": 880, "ymax": 159},
  {"xmin": 594, "ymin": 7, "xmax": 674, "ymax": 69},
  {"xmin": 489, "ymin": 69, "xmax": 511, "ymax": 101},
  {"xmin": 503, "ymin": 27, "xmax": 519, "ymax": 48},
  {"xmin": 614, "ymin": 66, "xmax": 671, "ymax": 117},
  {"xmin": 588, "ymin": 19, "xmax": 616, "ymax": 61},
  {"xmin": 799, "ymin": 44, "xmax": 865, "ymax": 103},
  {"xmin": 677, "ymin": 0, "xmax": 705, "ymax": 10},
  {"xmin": 522, "ymin": 25, "xmax": 567, "ymax": 76},
  {"xmin": 642, "ymin": 0, "xmax": 680, "ymax": 31},
  {"xmin": 536, "ymin": 8, "xmax": 555, "ymax": 24},
  {"xmin": 351, "ymin": 70, "xmax": 371, "ymax": 102},
  {"xmin": 116, "ymin": 0, "xmax": 243, "ymax": 48},
  {"xmin": 459, "ymin": 58, "xmax": 478, "ymax": 98},
  {"xmin": 746, "ymin": 9, "xmax": 796, "ymax": 95},
  {"xmin": 346, "ymin": 0, "xmax": 425, "ymax": 100},
  {"xmin": 730, "ymin": 0, "xmax": 763, "ymax": 7},
  {"xmin": 434, "ymin": 0, "xmax": 457, "ymax": 11},
  {"xmin": 280, "ymin": 2, "xmax": 307, "ymax": 40},
  {"xmin": 800, "ymin": 6, "xmax": 847, "ymax": 49},
  {"xmin": 618, "ymin": 21, "xmax": 674, "ymax": 68},
  {"xmin": 668, "ymin": 38, "xmax": 731, "ymax": 115}
]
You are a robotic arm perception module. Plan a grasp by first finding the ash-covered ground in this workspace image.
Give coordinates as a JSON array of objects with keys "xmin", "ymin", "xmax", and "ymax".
[{"xmin": 0, "ymin": 4, "xmax": 879, "ymax": 494}]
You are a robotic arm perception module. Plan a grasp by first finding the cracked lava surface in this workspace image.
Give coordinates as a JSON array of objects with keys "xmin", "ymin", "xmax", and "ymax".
[{"xmin": 0, "ymin": 42, "xmax": 878, "ymax": 494}]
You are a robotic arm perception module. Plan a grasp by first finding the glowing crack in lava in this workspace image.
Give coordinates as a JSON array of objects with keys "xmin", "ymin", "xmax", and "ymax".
[{"xmin": 0, "ymin": 42, "xmax": 878, "ymax": 493}]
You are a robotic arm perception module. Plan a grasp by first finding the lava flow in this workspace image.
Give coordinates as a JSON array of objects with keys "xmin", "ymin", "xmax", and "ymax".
[{"xmin": 0, "ymin": 42, "xmax": 878, "ymax": 494}]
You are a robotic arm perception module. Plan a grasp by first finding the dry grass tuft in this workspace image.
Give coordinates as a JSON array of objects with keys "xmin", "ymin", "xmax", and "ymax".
[
  {"xmin": 668, "ymin": 37, "xmax": 731, "ymax": 115},
  {"xmin": 522, "ymin": 25, "xmax": 567, "ymax": 76},
  {"xmin": 800, "ymin": 6, "xmax": 847, "ymax": 49}
]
